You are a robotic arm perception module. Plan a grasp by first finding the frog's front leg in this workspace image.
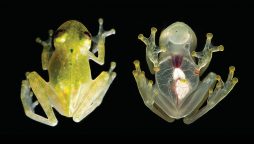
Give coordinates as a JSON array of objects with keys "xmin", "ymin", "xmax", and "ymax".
[
  {"xmin": 73, "ymin": 62, "xmax": 116, "ymax": 122},
  {"xmin": 20, "ymin": 72, "xmax": 66, "ymax": 126},
  {"xmin": 35, "ymin": 30, "xmax": 54, "ymax": 70},
  {"xmin": 132, "ymin": 60, "xmax": 174, "ymax": 122},
  {"xmin": 138, "ymin": 27, "xmax": 166, "ymax": 74},
  {"xmin": 89, "ymin": 18, "xmax": 115, "ymax": 65},
  {"xmin": 183, "ymin": 66, "xmax": 238, "ymax": 124},
  {"xmin": 192, "ymin": 33, "xmax": 224, "ymax": 75}
]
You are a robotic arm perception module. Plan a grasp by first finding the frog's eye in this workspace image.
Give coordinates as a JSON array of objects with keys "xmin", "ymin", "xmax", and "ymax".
[
  {"xmin": 54, "ymin": 29, "xmax": 68, "ymax": 43},
  {"xmin": 54, "ymin": 29, "xmax": 66, "ymax": 39},
  {"xmin": 79, "ymin": 31, "xmax": 91, "ymax": 40},
  {"xmin": 84, "ymin": 31, "xmax": 91, "ymax": 38}
]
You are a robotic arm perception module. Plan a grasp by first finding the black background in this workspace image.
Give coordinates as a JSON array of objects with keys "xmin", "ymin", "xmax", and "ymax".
[{"xmin": 1, "ymin": 0, "xmax": 252, "ymax": 136}]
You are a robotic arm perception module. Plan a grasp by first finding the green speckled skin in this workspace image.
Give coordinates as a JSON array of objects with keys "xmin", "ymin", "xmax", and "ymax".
[{"xmin": 20, "ymin": 19, "xmax": 116, "ymax": 126}]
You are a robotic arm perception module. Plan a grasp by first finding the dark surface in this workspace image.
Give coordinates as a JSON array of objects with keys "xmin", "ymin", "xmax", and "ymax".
[{"xmin": 1, "ymin": 0, "xmax": 252, "ymax": 136}]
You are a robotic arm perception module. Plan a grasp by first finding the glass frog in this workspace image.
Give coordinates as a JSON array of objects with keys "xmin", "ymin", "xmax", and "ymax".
[
  {"xmin": 20, "ymin": 18, "xmax": 116, "ymax": 126},
  {"xmin": 133, "ymin": 22, "xmax": 238, "ymax": 124}
]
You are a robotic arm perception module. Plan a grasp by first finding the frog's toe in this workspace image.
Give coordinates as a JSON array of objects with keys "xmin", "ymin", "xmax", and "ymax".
[
  {"xmin": 227, "ymin": 66, "xmax": 238, "ymax": 85},
  {"xmin": 21, "ymin": 80, "xmax": 38, "ymax": 113},
  {"xmin": 98, "ymin": 18, "xmax": 103, "ymax": 25},
  {"xmin": 109, "ymin": 61, "xmax": 116, "ymax": 72},
  {"xmin": 133, "ymin": 60, "xmax": 141, "ymax": 71},
  {"xmin": 102, "ymin": 28, "xmax": 116, "ymax": 37}
]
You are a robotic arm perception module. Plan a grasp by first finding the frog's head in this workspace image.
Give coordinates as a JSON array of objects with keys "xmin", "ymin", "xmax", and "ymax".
[
  {"xmin": 159, "ymin": 22, "xmax": 197, "ymax": 57},
  {"xmin": 53, "ymin": 20, "xmax": 92, "ymax": 53}
]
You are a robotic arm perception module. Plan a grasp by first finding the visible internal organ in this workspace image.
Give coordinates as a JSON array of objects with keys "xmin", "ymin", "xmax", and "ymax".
[
  {"xmin": 172, "ymin": 55, "xmax": 183, "ymax": 68},
  {"xmin": 174, "ymin": 79, "xmax": 189, "ymax": 100},
  {"xmin": 172, "ymin": 68, "xmax": 190, "ymax": 104}
]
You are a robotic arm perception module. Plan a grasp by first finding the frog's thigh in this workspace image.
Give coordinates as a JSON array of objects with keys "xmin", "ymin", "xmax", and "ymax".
[
  {"xmin": 184, "ymin": 67, "xmax": 238, "ymax": 124},
  {"xmin": 133, "ymin": 60, "xmax": 174, "ymax": 122},
  {"xmin": 73, "ymin": 69, "xmax": 116, "ymax": 122},
  {"xmin": 21, "ymin": 72, "xmax": 59, "ymax": 126},
  {"xmin": 149, "ymin": 99, "xmax": 175, "ymax": 123},
  {"xmin": 183, "ymin": 72, "xmax": 217, "ymax": 124}
]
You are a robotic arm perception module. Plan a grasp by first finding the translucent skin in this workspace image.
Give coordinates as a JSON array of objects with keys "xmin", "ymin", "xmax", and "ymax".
[
  {"xmin": 157, "ymin": 22, "xmax": 199, "ymax": 107},
  {"xmin": 133, "ymin": 22, "xmax": 238, "ymax": 124},
  {"xmin": 20, "ymin": 19, "xmax": 116, "ymax": 126}
]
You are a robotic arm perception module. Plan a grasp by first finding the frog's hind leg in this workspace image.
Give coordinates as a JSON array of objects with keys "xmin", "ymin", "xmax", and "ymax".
[
  {"xmin": 73, "ymin": 62, "xmax": 116, "ymax": 123},
  {"xmin": 20, "ymin": 72, "xmax": 64, "ymax": 126},
  {"xmin": 132, "ymin": 60, "xmax": 175, "ymax": 123},
  {"xmin": 183, "ymin": 66, "xmax": 238, "ymax": 124}
]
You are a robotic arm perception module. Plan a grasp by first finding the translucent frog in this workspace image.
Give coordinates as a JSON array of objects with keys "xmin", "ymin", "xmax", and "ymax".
[
  {"xmin": 20, "ymin": 18, "xmax": 116, "ymax": 126},
  {"xmin": 133, "ymin": 22, "xmax": 238, "ymax": 124}
]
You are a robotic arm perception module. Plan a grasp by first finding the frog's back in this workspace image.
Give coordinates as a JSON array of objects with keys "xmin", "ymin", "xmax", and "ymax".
[{"xmin": 47, "ymin": 20, "xmax": 93, "ymax": 116}]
